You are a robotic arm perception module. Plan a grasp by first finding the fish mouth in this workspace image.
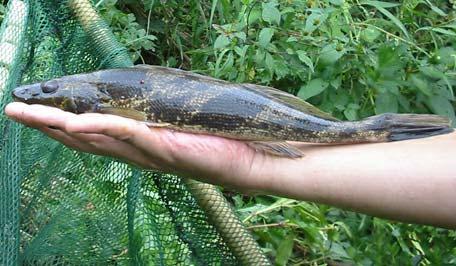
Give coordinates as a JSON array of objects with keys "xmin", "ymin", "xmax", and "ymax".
[{"xmin": 12, "ymin": 84, "xmax": 41, "ymax": 102}]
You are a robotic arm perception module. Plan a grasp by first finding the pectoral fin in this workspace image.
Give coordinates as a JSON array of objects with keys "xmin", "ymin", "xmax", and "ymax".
[
  {"xmin": 145, "ymin": 122, "xmax": 173, "ymax": 128},
  {"xmin": 247, "ymin": 141, "xmax": 304, "ymax": 158},
  {"xmin": 97, "ymin": 104, "xmax": 148, "ymax": 121}
]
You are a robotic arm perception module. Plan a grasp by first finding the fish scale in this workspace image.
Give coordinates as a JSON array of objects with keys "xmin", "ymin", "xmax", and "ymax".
[{"xmin": 12, "ymin": 64, "xmax": 453, "ymax": 158}]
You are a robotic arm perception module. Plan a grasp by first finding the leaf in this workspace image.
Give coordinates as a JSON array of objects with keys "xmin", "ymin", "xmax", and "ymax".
[
  {"xmin": 298, "ymin": 78, "xmax": 329, "ymax": 100},
  {"xmin": 436, "ymin": 47, "xmax": 456, "ymax": 67},
  {"xmin": 430, "ymin": 28, "xmax": 456, "ymax": 37},
  {"xmin": 397, "ymin": 94, "xmax": 411, "ymax": 112},
  {"xmin": 215, "ymin": 50, "xmax": 233, "ymax": 77},
  {"xmin": 209, "ymin": 0, "xmax": 218, "ymax": 28},
  {"xmin": 233, "ymin": 31, "xmax": 247, "ymax": 41},
  {"xmin": 254, "ymin": 49, "xmax": 265, "ymax": 65},
  {"xmin": 330, "ymin": 242, "xmax": 350, "ymax": 259},
  {"xmin": 376, "ymin": 45, "xmax": 403, "ymax": 77},
  {"xmin": 424, "ymin": 0, "xmax": 447, "ymax": 16},
  {"xmin": 426, "ymin": 95, "xmax": 456, "ymax": 126},
  {"xmin": 361, "ymin": 26, "xmax": 381, "ymax": 42},
  {"xmin": 419, "ymin": 66, "xmax": 453, "ymax": 94},
  {"xmin": 417, "ymin": 26, "xmax": 456, "ymax": 37},
  {"xmin": 258, "ymin": 27, "xmax": 274, "ymax": 48},
  {"xmin": 344, "ymin": 103, "xmax": 360, "ymax": 121},
  {"xmin": 375, "ymin": 92, "xmax": 398, "ymax": 114},
  {"xmin": 214, "ymin": 35, "xmax": 230, "ymax": 49},
  {"xmin": 419, "ymin": 66, "xmax": 445, "ymax": 80},
  {"xmin": 296, "ymin": 50, "xmax": 314, "ymax": 72},
  {"xmin": 262, "ymin": 2, "xmax": 281, "ymax": 25},
  {"xmin": 265, "ymin": 52, "xmax": 275, "ymax": 75},
  {"xmin": 442, "ymin": 22, "xmax": 456, "ymax": 30},
  {"xmin": 329, "ymin": 0, "xmax": 344, "ymax": 6},
  {"xmin": 410, "ymin": 74, "xmax": 431, "ymax": 96},
  {"xmin": 361, "ymin": 1, "xmax": 410, "ymax": 38},
  {"xmin": 360, "ymin": 0, "xmax": 401, "ymax": 8},
  {"xmin": 304, "ymin": 12, "xmax": 327, "ymax": 33},
  {"xmin": 275, "ymin": 233, "xmax": 295, "ymax": 266},
  {"xmin": 318, "ymin": 44, "xmax": 345, "ymax": 66}
]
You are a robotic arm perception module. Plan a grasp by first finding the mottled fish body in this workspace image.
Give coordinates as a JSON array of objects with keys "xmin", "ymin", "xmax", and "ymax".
[{"xmin": 12, "ymin": 65, "xmax": 453, "ymax": 157}]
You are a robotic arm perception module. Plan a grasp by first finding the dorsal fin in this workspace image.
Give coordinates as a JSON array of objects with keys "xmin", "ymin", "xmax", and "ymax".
[{"xmin": 242, "ymin": 83, "xmax": 339, "ymax": 121}]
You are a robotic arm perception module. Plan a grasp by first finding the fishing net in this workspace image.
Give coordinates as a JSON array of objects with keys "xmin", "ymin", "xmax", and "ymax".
[{"xmin": 0, "ymin": 0, "xmax": 270, "ymax": 265}]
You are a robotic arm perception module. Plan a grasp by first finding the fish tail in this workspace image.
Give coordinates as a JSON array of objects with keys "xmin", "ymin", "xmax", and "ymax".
[{"xmin": 365, "ymin": 113, "xmax": 453, "ymax": 141}]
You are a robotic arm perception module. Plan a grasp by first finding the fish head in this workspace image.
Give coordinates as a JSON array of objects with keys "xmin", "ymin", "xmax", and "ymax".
[{"xmin": 12, "ymin": 76, "xmax": 112, "ymax": 114}]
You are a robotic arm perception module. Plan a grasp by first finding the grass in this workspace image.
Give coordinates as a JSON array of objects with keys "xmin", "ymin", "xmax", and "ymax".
[
  {"xmin": 2, "ymin": 0, "xmax": 454, "ymax": 264},
  {"xmin": 100, "ymin": 0, "xmax": 456, "ymax": 264}
]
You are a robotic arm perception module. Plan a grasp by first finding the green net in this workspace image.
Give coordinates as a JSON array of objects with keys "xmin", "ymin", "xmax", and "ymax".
[{"xmin": 0, "ymin": 0, "xmax": 269, "ymax": 264}]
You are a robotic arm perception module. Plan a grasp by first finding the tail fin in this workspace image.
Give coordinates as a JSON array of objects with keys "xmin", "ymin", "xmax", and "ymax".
[{"xmin": 367, "ymin": 113, "xmax": 453, "ymax": 141}]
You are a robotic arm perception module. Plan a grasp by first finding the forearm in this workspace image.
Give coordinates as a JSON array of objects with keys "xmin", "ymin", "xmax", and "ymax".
[
  {"xmin": 6, "ymin": 103, "xmax": 455, "ymax": 228},
  {"xmin": 252, "ymin": 133, "xmax": 456, "ymax": 229}
]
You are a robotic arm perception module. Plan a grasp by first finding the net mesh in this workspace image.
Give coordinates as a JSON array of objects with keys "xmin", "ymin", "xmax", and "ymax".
[{"xmin": 0, "ymin": 0, "xmax": 269, "ymax": 265}]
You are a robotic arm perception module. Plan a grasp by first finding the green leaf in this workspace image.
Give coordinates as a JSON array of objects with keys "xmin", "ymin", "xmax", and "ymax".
[
  {"xmin": 344, "ymin": 103, "xmax": 360, "ymax": 121},
  {"xmin": 254, "ymin": 49, "xmax": 266, "ymax": 65},
  {"xmin": 419, "ymin": 66, "xmax": 445, "ymax": 80},
  {"xmin": 427, "ymin": 95, "xmax": 456, "ymax": 126},
  {"xmin": 410, "ymin": 74, "xmax": 431, "ymax": 96},
  {"xmin": 424, "ymin": 0, "xmax": 447, "ymax": 16},
  {"xmin": 330, "ymin": 0, "xmax": 345, "ymax": 6},
  {"xmin": 304, "ymin": 12, "xmax": 327, "ymax": 33},
  {"xmin": 318, "ymin": 44, "xmax": 345, "ymax": 66},
  {"xmin": 296, "ymin": 50, "xmax": 314, "ymax": 72},
  {"xmin": 262, "ymin": 2, "xmax": 281, "ymax": 25},
  {"xmin": 361, "ymin": 26, "xmax": 381, "ymax": 42},
  {"xmin": 361, "ymin": 1, "xmax": 410, "ymax": 38},
  {"xmin": 418, "ymin": 26, "xmax": 456, "ymax": 37},
  {"xmin": 275, "ymin": 233, "xmax": 295, "ymax": 266},
  {"xmin": 375, "ymin": 92, "xmax": 398, "ymax": 114},
  {"xmin": 330, "ymin": 242, "xmax": 350, "ymax": 259},
  {"xmin": 430, "ymin": 28, "xmax": 456, "ymax": 37},
  {"xmin": 258, "ymin": 27, "xmax": 274, "ymax": 48},
  {"xmin": 397, "ymin": 94, "xmax": 411, "ymax": 112},
  {"xmin": 265, "ymin": 52, "xmax": 275, "ymax": 75},
  {"xmin": 298, "ymin": 78, "xmax": 329, "ymax": 100},
  {"xmin": 436, "ymin": 47, "xmax": 456, "ymax": 67},
  {"xmin": 214, "ymin": 35, "xmax": 230, "ymax": 49},
  {"xmin": 360, "ymin": 0, "xmax": 401, "ymax": 8}
]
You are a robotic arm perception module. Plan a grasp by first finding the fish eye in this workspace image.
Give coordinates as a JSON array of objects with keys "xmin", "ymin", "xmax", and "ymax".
[{"xmin": 41, "ymin": 80, "xmax": 59, "ymax": 93}]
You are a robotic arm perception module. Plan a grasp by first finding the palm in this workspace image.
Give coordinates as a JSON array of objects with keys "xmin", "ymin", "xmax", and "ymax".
[{"xmin": 5, "ymin": 102, "xmax": 263, "ymax": 186}]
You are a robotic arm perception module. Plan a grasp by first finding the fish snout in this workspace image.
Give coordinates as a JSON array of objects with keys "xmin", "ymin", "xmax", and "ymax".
[{"xmin": 12, "ymin": 84, "xmax": 41, "ymax": 102}]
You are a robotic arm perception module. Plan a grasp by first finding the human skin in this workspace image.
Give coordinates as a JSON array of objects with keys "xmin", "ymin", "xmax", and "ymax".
[{"xmin": 5, "ymin": 102, "xmax": 456, "ymax": 229}]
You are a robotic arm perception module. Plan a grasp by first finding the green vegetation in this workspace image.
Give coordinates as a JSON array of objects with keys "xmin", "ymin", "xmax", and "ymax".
[
  {"xmin": 3, "ymin": 0, "xmax": 455, "ymax": 264},
  {"xmin": 101, "ymin": 0, "xmax": 456, "ymax": 125},
  {"xmin": 99, "ymin": 1, "xmax": 456, "ymax": 264}
]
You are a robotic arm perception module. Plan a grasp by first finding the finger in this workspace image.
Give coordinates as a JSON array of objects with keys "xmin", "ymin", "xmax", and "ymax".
[
  {"xmin": 41, "ymin": 127, "xmax": 159, "ymax": 169},
  {"xmin": 65, "ymin": 113, "xmax": 146, "ymax": 139},
  {"xmin": 5, "ymin": 102, "xmax": 76, "ymax": 129},
  {"xmin": 64, "ymin": 113, "xmax": 176, "ymax": 160},
  {"xmin": 41, "ymin": 127, "xmax": 97, "ymax": 153}
]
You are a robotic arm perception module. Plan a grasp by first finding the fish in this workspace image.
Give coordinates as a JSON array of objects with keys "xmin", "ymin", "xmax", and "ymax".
[{"xmin": 12, "ymin": 64, "xmax": 453, "ymax": 158}]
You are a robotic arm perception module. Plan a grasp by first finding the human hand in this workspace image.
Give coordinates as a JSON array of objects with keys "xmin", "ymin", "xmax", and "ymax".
[
  {"xmin": 5, "ymin": 102, "xmax": 456, "ymax": 228},
  {"xmin": 4, "ymin": 102, "xmax": 278, "ymax": 191}
]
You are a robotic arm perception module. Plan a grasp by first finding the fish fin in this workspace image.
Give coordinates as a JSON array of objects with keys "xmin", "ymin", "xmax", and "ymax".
[
  {"xmin": 145, "ymin": 122, "xmax": 172, "ymax": 128},
  {"xmin": 366, "ymin": 113, "xmax": 453, "ymax": 141},
  {"xmin": 242, "ymin": 83, "xmax": 339, "ymax": 122},
  {"xmin": 97, "ymin": 104, "xmax": 148, "ymax": 121},
  {"xmin": 247, "ymin": 141, "xmax": 304, "ymax": 158}
]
